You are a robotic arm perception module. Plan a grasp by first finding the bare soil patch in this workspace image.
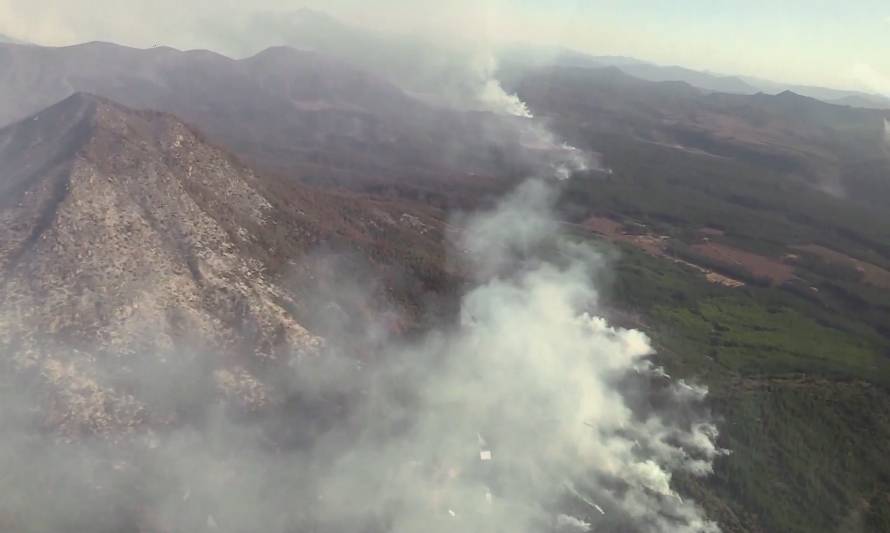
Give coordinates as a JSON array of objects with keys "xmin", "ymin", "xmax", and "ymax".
[
  {"xmin": 690, "ymin": 242, "xmax": 795, "ymax": 284},
  {"xmin": 582, "ymin": 217, "xmax": 746, "ymax": 288},
  {"xmin": 584, "ymin": 216, "xmax": 625, "ymax": 238}
]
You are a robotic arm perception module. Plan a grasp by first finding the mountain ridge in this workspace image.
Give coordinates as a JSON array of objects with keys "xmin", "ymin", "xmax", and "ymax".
[
  {"xmin": 498, "ymin": 44, "xmax": 890, "ymax": 108},
  {"xmin": 0, "ymin": 92, "xmax": 454, "ymax": 437}
]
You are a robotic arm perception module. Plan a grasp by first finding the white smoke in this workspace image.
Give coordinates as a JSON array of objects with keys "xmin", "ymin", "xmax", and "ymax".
[
  {"xmin": 470, "ymin": 53, "xmax": 534, "ymax": 117},
  {"xmin": 479, "ymin": 77, "xmax": 534, "ymax": 117},
  {"xmin": 511, "ymin": 121, "xmax": 599, "ymax": 179},
  {"xmin": 174, "ymin": 179, "xmax": 721, "ymax": 533},
  {"xmin": 463, "ymin": 53, "xmax": 603, "ymax": 180},
  {"xmin": 0, "ymin": 178, "xmax": 724, "ymax": 533},
  {"xmin": 362, "ymin": 180, "xmax": 725, "ymax": 532},
  {"xmin": 466, "ymin": 53, "xmax": 604, "ymax": 181},
  {"xmin": 553, "ymin": 142, "xmax": 594, "ymax": 179},
  {"xmin": 273, "ymin": 180, "xmax": 725, "ymax": 533},
  {"xmin": 0, "ymin": 18, "xmax": 717, "ymax": 531}
]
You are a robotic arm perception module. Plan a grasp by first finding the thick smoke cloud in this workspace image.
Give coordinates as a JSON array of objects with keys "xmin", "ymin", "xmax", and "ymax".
[{"xmin": 0, "ymin": 178, "xmax": 723, "ymax": 532}]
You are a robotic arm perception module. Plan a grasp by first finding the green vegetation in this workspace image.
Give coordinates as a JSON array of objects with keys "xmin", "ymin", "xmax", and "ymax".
[
  {"xmin": 655, "ymin": 296, "xmax": 887, "ymax": 382},
  {"xmin": 506, "ymin": 65, "xmax": 890, "ymax": 532},
  {"xmin": 560, "ymin": 135, "xmax": 890, "ymax": 268},
  {"xmin": 599, "ymin": 242, "xmax": 890, "ymax": 533}
]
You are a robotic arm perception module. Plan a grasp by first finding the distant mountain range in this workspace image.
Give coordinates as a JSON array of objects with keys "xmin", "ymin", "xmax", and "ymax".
[
  {"xmin": 498, "ymin": 62, "xmax": 890, "ymax": 207},
  {"xmin": 6, "ymin": 8, "xmax": 888, "ymax": 111},
  {"xmin": 499, "ymin": 45, "xmax": 890, "ymax": 109},
  {"xmin": 0, "ymin": 33, "xmax": 26, "ymax": 44},
  {"xmin": 499, "ymin": 46, "xmax": 758, "ymax": 94},
  {"xmin": 3, "ymin": 36, "xmax": 887, "ymax": 208},
  {"xmin": 202, "ymin": 8, "xmax": 890, "ymax": 110},
  {"xmin": 0, "ymin": 41, "xmax": 553, "ymax": 193}
]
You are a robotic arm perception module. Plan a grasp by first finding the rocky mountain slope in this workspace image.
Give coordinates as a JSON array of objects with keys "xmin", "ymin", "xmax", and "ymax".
[{"xmin": 0, "ymin": 93, "xmax": 451, "ymax": 437}]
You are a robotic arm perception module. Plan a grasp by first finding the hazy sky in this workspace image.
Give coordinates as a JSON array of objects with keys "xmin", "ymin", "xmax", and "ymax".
[{"xmin": 0, "ymin": 0, "xmax": 887, "ymax": 94}]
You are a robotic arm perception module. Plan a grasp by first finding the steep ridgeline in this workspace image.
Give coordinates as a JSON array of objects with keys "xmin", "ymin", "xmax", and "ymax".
[{"xmin": 0, "ymin": 94, "xmax": 450, "ymax": 437}]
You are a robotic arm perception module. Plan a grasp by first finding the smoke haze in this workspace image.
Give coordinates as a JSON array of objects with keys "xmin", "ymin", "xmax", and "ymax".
[{"xmin": 1, "ymin": 0, "xmax": 887, "ymax": 95}]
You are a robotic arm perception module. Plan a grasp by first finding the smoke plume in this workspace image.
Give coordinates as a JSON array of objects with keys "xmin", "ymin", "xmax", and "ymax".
[
  {"xmin": 0, "ymin": 176, "xmax": 724, "ymax": 532},
  {"xmin": 469, "ymin": 53, "xmax": 533, "ymax": 118}
]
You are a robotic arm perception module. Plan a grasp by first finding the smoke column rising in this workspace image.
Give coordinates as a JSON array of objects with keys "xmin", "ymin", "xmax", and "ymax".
[{"xmin": 301, "ymin": 180, "xmax": 725, "ymax": 533}]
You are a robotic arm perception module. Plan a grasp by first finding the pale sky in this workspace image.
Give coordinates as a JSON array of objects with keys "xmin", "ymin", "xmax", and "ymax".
[{"xmin": 0, "ymin": 0, "xmax": 887, "ymax": 95}]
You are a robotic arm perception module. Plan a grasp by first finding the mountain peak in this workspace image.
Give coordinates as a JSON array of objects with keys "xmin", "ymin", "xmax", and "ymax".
[
  {"xmin": 51, "ymin": 91, "xmax": 115, "ymax": 112},
  {"xmin": 0, "ymin": 95, "xmax": 448, "ymax": 435},
  {"xmin": 15, "ymin": 91, "xmax": 176, "ymax": 148},
  {"xmin": 0, "ymin": 95, "xmax": 316, "ymax": 431},
  {"xmin": 773, "ymin": 89, "xmax": 825, "ymax": 105},
  {"xmin": 22, "ymin": 90, "xmax": 164, "ymax": 122},
  {"xmin": 244, "ymin": 45, "xmax": 314, "ymax": 64}
]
